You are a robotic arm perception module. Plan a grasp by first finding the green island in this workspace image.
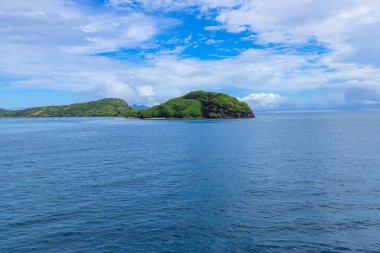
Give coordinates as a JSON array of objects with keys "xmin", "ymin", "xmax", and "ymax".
[
  {"xmin": 0, "ymin": 98, "xmax": 130, "ymax": 117},
  {"xmin": 0, "ymin": 91, "xmax": 254, "ymax": 119}
]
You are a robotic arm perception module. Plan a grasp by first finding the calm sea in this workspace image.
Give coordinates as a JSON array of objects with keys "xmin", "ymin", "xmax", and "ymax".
[{"xmin": 1, "ymin": 112, "xmax": 380, "ymax": 252}]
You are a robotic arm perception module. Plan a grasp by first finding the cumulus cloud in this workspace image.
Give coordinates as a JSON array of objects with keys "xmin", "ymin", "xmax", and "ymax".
[
  {"xmin": 240, "ymin": 93, "xmax": 286, "ymax": 109},
  {"xmin": 0, "ymin": 0, "xmax": 174, "ymax": 54},
  {"xmin": 92, "ymin": 80, "xmax": 136, "ymax": 99},
  {"xmin": 137, "ymin": 86, "xmax": 155, "ymax": 97},
  {"xmin": 0, "ymin": 0, "xmax": 174, "ymax": 105},
  {"xmin": 72, "ymin": 14, "xmax": 161, "ymax": 53},
  {"xmin": 1, "ymin": 0, "xmax": 380, "ymax": 110},
  {"xmin": 214, "ymin": 0, "xmax": 380, "ymax": 67},
  {"xmin": 108, "ymin": 0, "xmax": 380, "ymax": 68}
]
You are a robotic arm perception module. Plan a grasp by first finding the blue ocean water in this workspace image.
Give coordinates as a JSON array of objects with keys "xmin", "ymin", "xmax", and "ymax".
[{"xmin": 1, "ymin": 112, "xmax": 380, "ymax": 252}]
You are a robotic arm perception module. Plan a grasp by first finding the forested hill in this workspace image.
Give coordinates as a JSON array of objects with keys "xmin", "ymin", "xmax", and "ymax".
[
  {"xmin": 0, "ymin": 91, "xmax": 254, "ymax": 119},
  {"xmin": 0, "ymin": 98, "xmax": 130, "ymax": 117},
  {"xmin": 126, "ymin": 91, "xmax": 254, "ymax": 119}
]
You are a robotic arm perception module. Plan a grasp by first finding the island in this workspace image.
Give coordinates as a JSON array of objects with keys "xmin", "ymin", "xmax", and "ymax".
[
  {"xmin": 125, "ymin": 91, "xmax": 254, "ymax": 119},
  {"xmin": 0, "ymin": 91, "xmax": 254, "ymax": 119}
]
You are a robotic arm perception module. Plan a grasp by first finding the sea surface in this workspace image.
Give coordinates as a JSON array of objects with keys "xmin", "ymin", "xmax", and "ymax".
[{"xmin": 1, "ymin": 112, "xmax": 380, "ymax": 252}]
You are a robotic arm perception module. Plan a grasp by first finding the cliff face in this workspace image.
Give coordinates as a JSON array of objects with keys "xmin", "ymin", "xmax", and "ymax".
[
  {"xmin": 0, "ymin": 98, "xmax": 130, "ymax": 117},
  {"xmin": 184, "ymin": 91, "xmax": 254, "ymax": 119},
  {"xmin": 127, "ymin": 91, "xmax": 254, "ymax": 119}
]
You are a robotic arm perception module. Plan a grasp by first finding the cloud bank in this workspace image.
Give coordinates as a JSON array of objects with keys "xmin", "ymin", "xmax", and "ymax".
[{"xmin": 1, "ymin": 0, "xmax": 380, "ymax": 110}]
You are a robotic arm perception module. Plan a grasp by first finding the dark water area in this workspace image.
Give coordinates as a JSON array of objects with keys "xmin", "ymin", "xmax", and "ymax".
[{"xmin": 1, "ymin": 112, "xmax": 380, "ymax": 252}]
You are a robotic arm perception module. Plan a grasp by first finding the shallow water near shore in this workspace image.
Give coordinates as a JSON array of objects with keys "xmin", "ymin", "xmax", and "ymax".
[{"xmin": 1, "ymin": 112, "xmax": 380, "ymax": 252}]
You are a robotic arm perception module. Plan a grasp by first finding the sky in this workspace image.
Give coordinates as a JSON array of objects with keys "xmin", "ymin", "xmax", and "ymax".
[{"xmin": 1, "ymin": 0, "xmax": 380, "ymax": 110}]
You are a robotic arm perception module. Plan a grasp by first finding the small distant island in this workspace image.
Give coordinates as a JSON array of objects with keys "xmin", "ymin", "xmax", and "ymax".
[
  {"xmin": 0, "ymin": 98, "xmax": 130, "ymax": 118},
  {"xmin": 0, "ymin": 91, "xmax": 254, "ymax": 119}
]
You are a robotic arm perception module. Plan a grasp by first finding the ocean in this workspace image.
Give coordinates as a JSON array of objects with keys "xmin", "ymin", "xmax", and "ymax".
[{"xmin": 1, "ymin": 112, "xmax": 380, "ymax": 252}]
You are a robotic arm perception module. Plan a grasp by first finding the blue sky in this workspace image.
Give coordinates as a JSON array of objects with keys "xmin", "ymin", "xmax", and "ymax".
[{"xmin": 1, "ymin": 0, "xmax": 380, "ymax": 110}]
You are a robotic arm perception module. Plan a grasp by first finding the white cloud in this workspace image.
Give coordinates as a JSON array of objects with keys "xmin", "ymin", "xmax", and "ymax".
[
  {"xmin": 137, "ymin": 86, "xmax": 155, "ymax": 97},
  {"xmin": 205, "ymin": 39, "xmax": 218, "ymax": 45},
  {"xmin": 71, "ymin": 13, "xmax": 161, "ymax": 53},
  {"xmin": 214, "ymin": 1, "xmax": 380, "ymax": 68},
  {"xmin": 106, "ymin": 0, "xmax": 244, "ymax": 12},
  {"xmin": 204, "ymin": 26, "xmax": 222, "ymax": 31},
  {"xmin": 93, "ymin": 80, "xmax": 136, "ymax": 99},
  {"xmin": 240, "ymin": 93, "xmax": 286, "ymax": 109},
  {"xmin": 0, "ymin": 0, "xmax": 82, "ymax": 18},
  {"xmin": 0, "ymin": 0, "xmax": 174, "ymax": 54},
  {"xmin": 107, "ymin": 0, "xmax": 380, "ymax": 68},
  {"xmin": 1, "ymin": 0, "xmax": 380, "ymax": 110},
  {"xmin": 0, "ymin": 0, "xmax": 174, "ymax": 105},
  {"xmin": 108, "ymin": 1, "xmax": 380, "ymax": 68}
]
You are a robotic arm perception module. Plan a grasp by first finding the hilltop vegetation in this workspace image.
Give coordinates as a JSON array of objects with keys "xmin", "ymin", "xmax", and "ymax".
[
  {"xmin": 0, "ymin": 91, "xmax": 254, "ymax": 119},
  {"xmin": 0, "ymin": 98, "xmax": 130, "ymax": 117},
  {"xmin": 126, "ymin": 91, "xmax": 254, "ymax": 119}
]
